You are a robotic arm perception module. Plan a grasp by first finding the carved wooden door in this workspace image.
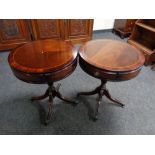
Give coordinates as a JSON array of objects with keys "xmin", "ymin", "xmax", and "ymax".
[
  {"xmin": 65, "ymin": 19, "xmax": 93, "ymax": 43},
  {"xmin": 0, "ymin": 19, "xmax": 31, "ymax": 51},
  {"xmin": 31, "ymin": 19, "xmax": 64, "ymax": 40}
]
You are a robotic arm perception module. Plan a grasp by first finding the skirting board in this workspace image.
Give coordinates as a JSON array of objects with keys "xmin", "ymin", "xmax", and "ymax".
[{"xmin": 93, "ymin": 29, "xmax": 112, "ymax": 34}]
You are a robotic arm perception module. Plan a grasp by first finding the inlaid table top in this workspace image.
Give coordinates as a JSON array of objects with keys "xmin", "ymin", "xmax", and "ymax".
[
  {"xmin": 8, "ymin": 39, "xmax": 78, "ymax": 84},
  {"xmin": 79, "ymin": 39, "xmax": 145, "ymax": 72},
  {"xmin": 9, "ymin": 39, "xmax": 77, "ymax": 73}
]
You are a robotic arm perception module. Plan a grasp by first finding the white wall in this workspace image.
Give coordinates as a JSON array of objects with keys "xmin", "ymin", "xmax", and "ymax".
[{"xmin": 93, "ymin": 19, "xmax": 115, "ymax": 30}]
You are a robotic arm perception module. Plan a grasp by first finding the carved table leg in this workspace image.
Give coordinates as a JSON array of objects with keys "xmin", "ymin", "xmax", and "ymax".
[
  {"xmin": 151, "ymin": 65, "xmax": 155, "ymax": 71},
  {"xmin": 31, "ymin": 82, "xmax": 78, "ymax": 125},
  {"xmin": 77, "ymin": 80, "xmax": 124, "ymax": 121},
  {"xmin": 53, "ymin": 83, "xmax": 78, "ymax": 106},
  {"xmin": 57, "ymin": 91, "xmax": 78, "ymax": 106},
  {"xmin": 104, "ymin": 88, "xmax": 124, "ymax": 107},
  {"xmin": 77, "ymin": 85, "xmax": 102, "ymax": 97},
  {"xmin": 77, "ymin": 88, "xmax": 98, "ymax": 96},
  {"xmin": 31, "ymin": 88, "xmax": 49, "ymax": 101},
  {"xmin": 45, "ymin": 86, "xmax": 54, "ymax": 125},
  {"xmin": 93, "ymin": 90, "xmax": 103, "ymax": 121}
]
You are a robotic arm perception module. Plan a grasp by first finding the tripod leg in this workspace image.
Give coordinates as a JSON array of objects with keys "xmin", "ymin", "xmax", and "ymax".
[
  {"xmin": 31, "ymin": 88, "xmax": 49, "ymax": 101},
  {"xmin": 104, "ymin": 89, "xmax": 124, "ymax": 107},
  {"xmin": 77, "ymin": 85, "xmax": 101, "ymax": 97},
  {"xmin": 56, "ymin": 91, "xmax": 78, "ymax": 106},
  {"xmin": 90, "ymin": 87, "xmax": 104, "ymax": 121},
  {"xmin": 151, "ymin": 64, "xmax": 155, "ymax": 71},
  {"xmin": 45, "ymin": 89, "xmax": 54, "ymax": 125},
  {"xmin": 92, "ymin": 93, "xmax": 102, "ymax": 121},
  {"xmin": 77, "ymin": 90, "xmax": 97, "ymax": 96},
  {"xmin": 55, "ymin": 83, "xmax": 61, "ymax": 92}
]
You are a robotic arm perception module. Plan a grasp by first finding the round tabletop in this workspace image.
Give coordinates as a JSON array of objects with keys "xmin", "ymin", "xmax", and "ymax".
[
  {"xmin": 8, "ymin": 39, "xmax": 77, "ymax": 74},
  {"xmin": 79, "ymin": 39, "xmax": 145, "ymax": 72}
]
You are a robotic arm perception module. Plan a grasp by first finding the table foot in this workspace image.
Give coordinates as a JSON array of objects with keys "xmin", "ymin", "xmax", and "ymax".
[
  {"xmin": 104, "ymin": 89, "xmax": 124, "ymax": 107},
  {"xmin": 77, "ymin": 80, "xmax": 124, "ymax": 121},
  {"xmin": 32, "ymin": 82, "xmax": 77, "ymax": 125},
  {"xmin": 31, "ymin": 89, "xmax": 49, "ymax": 101},
  {"xmin": 151, "ymin": 65, "xmax": 155, "ymax": 71}
]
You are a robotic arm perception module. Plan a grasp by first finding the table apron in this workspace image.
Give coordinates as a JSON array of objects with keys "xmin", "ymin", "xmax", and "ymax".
[{"xmin": 10, "ymin": 59, "xmax": 77, "ymax": 84}]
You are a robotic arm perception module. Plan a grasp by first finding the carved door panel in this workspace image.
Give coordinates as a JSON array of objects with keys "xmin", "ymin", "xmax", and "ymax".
[
  {"xmin": 65, "ymin": 19, "xmax": 93, "ymax": 43},
  {"xmin": 31, "ymin": 19, "xmax": 64, "ymax": 40},
  {"xmin": 0, "ymin": 19, "xmax": 31, "ymax": 51}
]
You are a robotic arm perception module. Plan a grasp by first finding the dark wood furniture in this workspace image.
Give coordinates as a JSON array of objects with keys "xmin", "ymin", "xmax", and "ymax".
[
  {"xmin": 128, "ymin": 19, "xmax": 155, "ymax": 65},
  {"xmin": 31, "ymin": 19, "xmax": 93, "ymax": 44},
  {"xmin": 113, "ymin": 19, "xmax": 137, "ymax": 39},
  {"xmin": 31, "ymin": 19, "xmax": 65, "ymax": 40},
  {"xmin": 77, "ymin": 39, "xmax": 145, "ymax": 120},
  {"xmin": 8, "ymin": 39, "xmax": 78, "ymax": 125},
  {"xmin": 0, "ymin": 19, "xmax": 93, "ymax": 51},
  {"xmin": 0, "ymin": 19, "xmax": 31, "ymax": 51},
  {"xmin": 64, "ymin": 19, "xmax": 93, "ymax": 44}
]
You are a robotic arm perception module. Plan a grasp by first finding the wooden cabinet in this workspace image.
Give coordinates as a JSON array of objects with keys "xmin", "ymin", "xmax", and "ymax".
[
  {"xmin": 31, "ymin": 19, "xmax": 64, "ymax": 40},
  {"xmin": 0, "ymin": 19, "xmax": 93, "ymax": 51},
  {"xmin": 113, "ymin": 19, "xmax": 137, "ymax": 39},
  {"xmin": 65, "ymin": 19, "xmax": 93, "ymax": 43},
  {"xmin": 128, "ymin": 19, "xmax": 155, "ymax": 65},
  {"xmin": 0, "ymin": 19, "xmax": 31, "ymax": 51},
  {"xmin": 31, "ymin": 19, "xmax": 93, "ymax": 43}
]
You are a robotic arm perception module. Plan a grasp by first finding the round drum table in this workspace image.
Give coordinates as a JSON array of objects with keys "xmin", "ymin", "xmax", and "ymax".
[
  {"xmin": 8, "ymin": 39, "xmax": 78, "ymax": 125},
  {"xmin": 77, "ymin": 39, "xmax": 145, "ymax": 120}
]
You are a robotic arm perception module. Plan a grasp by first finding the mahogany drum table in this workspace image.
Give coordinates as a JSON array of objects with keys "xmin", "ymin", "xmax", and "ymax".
[
  {"xmin": 8, "ymin": 39, "xmax": 78, "ymax": 125},
  {"xmin": 77, "ymin": 39, "xmax": 145, "ymax": 120}
]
